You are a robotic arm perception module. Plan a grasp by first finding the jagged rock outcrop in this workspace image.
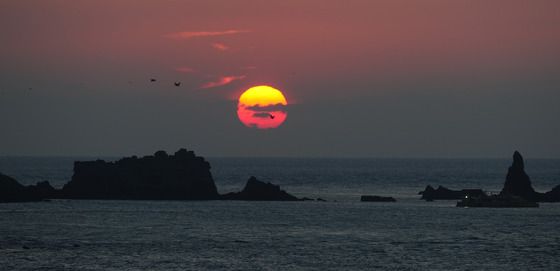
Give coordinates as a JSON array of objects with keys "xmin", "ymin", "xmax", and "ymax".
[
  {"xmin": 542, "ymin": 185, "xmax": 560, "ymax": 202},
  {"xmin": 360, "ymin": 195, "xmax": 396, "ymax": 202},
  {"xmin": 1, "ymin": 150, "xmax": 308, "ymax": 203},
  {"xmin": 28, "ymin": 181, "xmax": 58, "ymax": 199},
  {"xmin": 62, "ymin": 149, "xmax": 219, "ymax": 200},
  {"xmin": 0, "ymin": 173, "xmax": 55, "ymax": 202},
  {"xmin": 220, "ymin": 176, "xmax": 300, "ymax": 201},
  {"xmin": 419, "ymin": 185, "xmax": 485, "ymax": 201},
  {"xmin": 499, "ymin": 151, "xmax": 560, "ymax": 202}
]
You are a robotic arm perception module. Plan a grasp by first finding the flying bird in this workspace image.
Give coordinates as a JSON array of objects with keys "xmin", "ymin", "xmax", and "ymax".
[
  {"xmin": 150, "ymin": 78, "xmax": 157, "ymax": 82},
  {"xmin": 174, "ymin": 82, "xmax": 181, "ymax": 87}
]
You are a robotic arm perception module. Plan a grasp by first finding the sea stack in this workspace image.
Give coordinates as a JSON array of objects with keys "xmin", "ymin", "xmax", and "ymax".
[{"xmin": 500, "ymin": 151, "xmax": 539, "ymax": 201}]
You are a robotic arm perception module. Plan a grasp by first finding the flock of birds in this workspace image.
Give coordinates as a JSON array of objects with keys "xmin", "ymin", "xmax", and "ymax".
[
  {"xmin": 17, "ymin": 78, "xmax": 180, "ymax": 93},
  {"xmin": 16, "ymin": 78, "xmax": 278, "ymax": 120},
  {"xmin": 150, "ymin": 78, "xmax": 181, "ymax": 87}
]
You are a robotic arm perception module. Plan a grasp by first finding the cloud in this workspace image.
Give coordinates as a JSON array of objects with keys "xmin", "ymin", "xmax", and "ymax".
[
  {"xmin": 211, "ymin": 43, "xmax": 229, "ymax": 51},
  {"xmin": 175, "ymin": 67, "xmax": 194, "ymax": 73},
  {"xmin": 200, "ymin": 75, "xmax": 246, "ymax": 89},
  {"xmin": 164, "ymin": 29, "xmax": 250, "ymax": 40},
  {"xmin": 252, "ymin": 112, "xmax": 273, "ymax": 119},
  {"xmin": 244, "ymin": 103, "xmax": 287, "ymax": 111}
]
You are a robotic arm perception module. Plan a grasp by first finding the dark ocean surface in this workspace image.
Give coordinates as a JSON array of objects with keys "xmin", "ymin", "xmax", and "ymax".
[{"xmin": 1, "ymin": 157, "xmax": 559, "ymax": 270}]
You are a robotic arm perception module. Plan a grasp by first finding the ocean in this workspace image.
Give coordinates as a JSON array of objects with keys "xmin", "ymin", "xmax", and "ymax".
[{"xmin": 1, "ymin": 157, "xmax": 559, "ymax": 270}]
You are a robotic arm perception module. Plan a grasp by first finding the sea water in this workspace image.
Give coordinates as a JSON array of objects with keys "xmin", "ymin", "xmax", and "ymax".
[{"xmin": 1, "ymin": 157, "xmax": 559, "ymax": 270}]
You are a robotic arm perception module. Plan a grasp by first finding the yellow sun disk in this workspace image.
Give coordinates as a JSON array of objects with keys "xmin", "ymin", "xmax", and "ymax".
[{"xmin": 238, "ymin": 85, "xmax": 287, "ymax": 106}]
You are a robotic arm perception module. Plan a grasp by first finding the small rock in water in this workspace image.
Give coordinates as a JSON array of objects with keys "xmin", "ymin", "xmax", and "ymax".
[{"xmin": 360, "ymin": 195, "xmax": 396, "ymax": 202}]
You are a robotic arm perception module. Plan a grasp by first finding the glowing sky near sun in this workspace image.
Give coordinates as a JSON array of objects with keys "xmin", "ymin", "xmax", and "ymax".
[{"xmin": 237, "ymin": 85, "xmax": 288, "ymax": 129}]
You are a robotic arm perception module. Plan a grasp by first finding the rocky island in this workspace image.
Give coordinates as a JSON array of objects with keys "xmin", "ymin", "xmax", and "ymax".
[
  {"xmin": 0, "ymin": 149, "xmax": 302, "ymax": 202},
  {"xmin": 221, "ymin": 176, "xmax": 300, "ymax": 201},
  {"xmin": 500, "ymin": 151, "xmax": 560, "ymax": 202},
  {"xmin": 419, "ymin": 185, "xmax": 485, "ymax": 201},
  {"xmin": 62, "ymin": 149, "xmax": 219, "ymax": 200},
  {"xmin": 456, "ymin": 151, "xmax": 559, "ymax": 207}
]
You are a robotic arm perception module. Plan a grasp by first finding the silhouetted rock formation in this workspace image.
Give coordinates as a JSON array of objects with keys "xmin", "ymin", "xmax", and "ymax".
[
  {"xmin": 0, "ymin": 173, "xmax": 55, "ymax": 202},
  {"xmin": 29, "ymin": 181, "xmax": 58, "ymax": 199},
  {"xmin": 62, "ymin": 149, "xmax": 219, "ymax": 200},
  {"xmin": 453, "ymin": 151, "xmax": 560, "ymax": 206},
  {"xmin": 221, "ymin": 176, "xmax": 300, "ymax": 201},
  {"xmin": 360, "ymin": 195, "xmax": 396, "ymax": 202},
  {"xmin": 419, "ymin": 185, "xmax": 485, "ymax": 201},
  {"xmin": 500, "ymin": 151, "xmax": 540, "ymax": 201},
  {"xmin": 1, "ymin": 150, "xmax": 314, "ymax": 203},
  {"xmin": 1, "ymin": 150, "xmax": 308, "ymax": 203},
  {"xmin": 543, "ymin": 185, "xmax": 560, "ymax": 202},
  {"xmin": 498, "ymin": 151, "xmax": 560, "ymax": 202}
]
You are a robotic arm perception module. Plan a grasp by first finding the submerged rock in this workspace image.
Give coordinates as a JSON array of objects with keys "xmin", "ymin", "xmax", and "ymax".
[
  {"xmin": 360, "ymin": 195, "xmax": 396, "ymax": 202},
  {"xmin": 62, "ymin": 149, "xmax": 219, "ymax": 200},
  {"xmin": 220, "ymin": 176, "xmax": 300, "ymax": 201},
  {"xmin": 419, "ymin": 185, "xmax": 485, "ymax": 201}
]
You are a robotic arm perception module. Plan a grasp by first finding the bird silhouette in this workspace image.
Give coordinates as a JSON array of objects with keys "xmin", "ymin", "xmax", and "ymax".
[
  {"xmin": 269, "ymin": 114, "xmax": 275, "ymax": 119},
  {"xmin": 150, "ymin": 78, "xmax": 157, "ymax": 82},
  {"xmin": 174, "ymin": 82, "xmax": 181, "ymax": 87}
]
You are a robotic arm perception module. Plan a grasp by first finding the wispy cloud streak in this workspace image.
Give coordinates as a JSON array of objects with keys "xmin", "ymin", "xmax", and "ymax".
[
  {"xmin": 211, "ymin": 43, "xmax": 229, "ymax": 51},
  {"xmin": 245, "ymin": 103, "xmax": 287, "ymax": 111},
  {"xmin": 164, "ymin": 29, "xmax": 250, "ymax": 40},
  {"xmin": 201, "ymin": 75, "xmax": 246, "ymax": 89}
]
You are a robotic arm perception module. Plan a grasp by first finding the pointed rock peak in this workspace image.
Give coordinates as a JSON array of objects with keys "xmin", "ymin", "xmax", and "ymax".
[{"xmin": 512, "ymin": 151, "xmax": 524, "ymax": 170}]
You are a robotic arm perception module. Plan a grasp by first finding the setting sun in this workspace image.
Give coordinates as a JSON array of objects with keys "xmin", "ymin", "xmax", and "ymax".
[{"xmin": 237, "ymin": 85, "xmax": 288, "ymax": 129}]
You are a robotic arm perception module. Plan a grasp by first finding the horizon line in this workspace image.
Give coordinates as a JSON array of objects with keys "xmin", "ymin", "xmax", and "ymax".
[{"xmin": 1, "ymin": 154, "xmax": 559, "ymax": 160}]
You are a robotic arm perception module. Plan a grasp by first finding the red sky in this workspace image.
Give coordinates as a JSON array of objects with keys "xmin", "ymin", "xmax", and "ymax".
[{"xmin": 1, "ymin": 0, "xmax": 559, "ymax": 157}]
